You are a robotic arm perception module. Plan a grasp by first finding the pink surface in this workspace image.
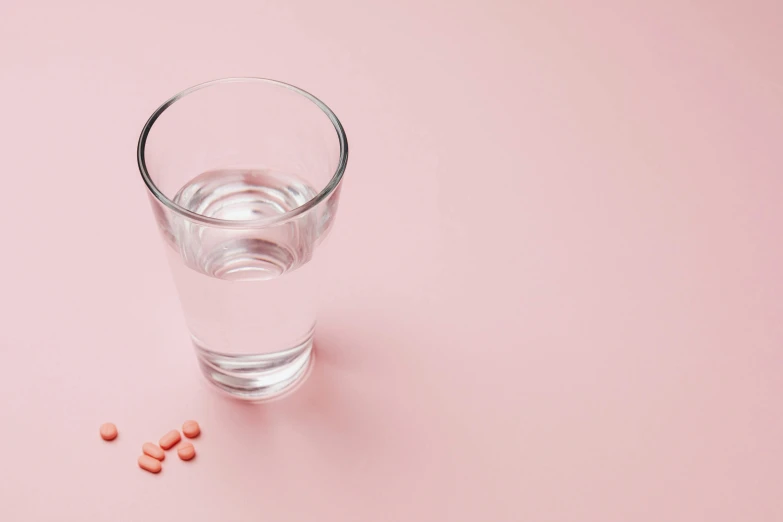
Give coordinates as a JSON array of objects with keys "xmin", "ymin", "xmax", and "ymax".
[{"xmin": 1, "ymin": 1, "xmax": 782, "ymax": 520}]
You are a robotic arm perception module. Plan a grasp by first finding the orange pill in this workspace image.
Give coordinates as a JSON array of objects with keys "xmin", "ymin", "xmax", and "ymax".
[
  {"xmin": 182, "ymin": 420, "xmax": 200, "ymax": 439},
  {"xmin": 99, "ymin": 423, "xmax": 118, "ymax": 441},
  {"xmin": 142, "ymin": 442, "xmax": 165, "ymax": 461},
  {"xmin": 138, "ymin": 455, "xmax": 162, "ymax": 473},
  {"xmin": 159, "ymin": 430, "xmax": 181, "ymax": 450},
  {"xmin": 177, "ymin": 442, "xmax": 196, "ymax": 461}
]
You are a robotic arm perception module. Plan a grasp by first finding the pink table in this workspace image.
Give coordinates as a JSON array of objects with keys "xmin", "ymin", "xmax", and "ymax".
[{"xmin": 1, "ymin": 1, "xmax": 781, "ymax": 520}]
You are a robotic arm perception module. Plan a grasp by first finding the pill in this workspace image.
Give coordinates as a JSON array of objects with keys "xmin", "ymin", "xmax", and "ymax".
[
  {"xmin": 138, "ymin": 455, "xmax": 162, "ymax": 473},
  {"xmin": 99, "ymin": 423, "xmax": 118, "ymax": 441},
  {"xmin": 159, "ymin": 430, "xmax": 181, "ymax": 450},
  {"xmin": 182, "ymin": 420, "xmax": 200, "ymax": 438},
  {"xmin": 177, "ymin": 442, "xmax": 196, "ymax": 461},
  {"xmin": 142, "ymin": 442, "xmax": 165, "ymax": 461}
]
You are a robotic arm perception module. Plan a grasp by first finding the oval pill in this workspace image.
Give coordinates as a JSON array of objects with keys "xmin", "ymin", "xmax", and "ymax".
[
  {"xmin": 138, "ymin": 455, "xmax": 162, "ymax": 473},
  {"xmin": 142, "ymin": 442, "xmax": 165, "ymax": 461},
  {"xmin": 177, "ymin": 442, "xmax": 196, "ymax": 461},
  {"xmin": 159, "ymin": 430, "xmax": 181, "ymax": 450},
  {"xmin": 100, "ymin": 423, "xmax": 118, "ymax": 441},
  {"xmin": 182, "ymin": 420, "xmax": 200, "ymax": 438}
]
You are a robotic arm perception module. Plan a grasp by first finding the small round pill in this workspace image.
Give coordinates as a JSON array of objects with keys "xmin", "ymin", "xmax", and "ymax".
[
  {"xmin": 142, "ymin": 442, "xmax": 165, "ymax": 461},
  {"xmin": 159, "ymin": 430, "xmax": 181, "ymax": 450},
  {"xmin": 177, "ymin": 442, "xmax": 196, "ymax": 461},
  {"xmin": 99, "ymin": 423, "xmax": 118, "ymax": 441},
  {"xmin": 182, "ymin": 420, "xmax": 200, "ymax": 438},
  {"xmin": 138, "ymin": 455, "xmax": 162, "ymax": 473}
]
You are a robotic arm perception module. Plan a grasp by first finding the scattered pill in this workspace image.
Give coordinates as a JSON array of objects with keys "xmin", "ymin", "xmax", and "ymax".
[
  {"xmin": 138, "ymin": 455, "xmax": 162, "ymax": 473},
  {"xmin": 100, "ymin": 423, "xmax": 118, "ymax": 441},
  {"xmin": 142, "ymin": 442, "xmax": 165, "ymax": 461},
  {"xmin": 177, "ymin": 442, "xmax": 196, "ymax": 461},
  {"xmin": 182, "ymin": 420, "xmax": 200, "ymax": 438},
  {"xmin": 159, "ymin": 430, "xmax": 181, "ymax": 450}
]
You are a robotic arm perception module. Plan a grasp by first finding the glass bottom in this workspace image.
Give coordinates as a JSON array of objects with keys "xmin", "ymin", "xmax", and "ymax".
[{"xmin": 194, "ymin": 331, "xmax": 314, "ymax": 402}]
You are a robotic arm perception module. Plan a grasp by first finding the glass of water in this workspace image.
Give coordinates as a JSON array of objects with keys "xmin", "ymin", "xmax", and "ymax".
[{"xmin": 137, "ymin": 78, "xmax": 348, "ymax": 401}]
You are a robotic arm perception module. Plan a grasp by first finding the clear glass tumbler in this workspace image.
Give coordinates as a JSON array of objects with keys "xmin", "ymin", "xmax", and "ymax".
[{"xmin": 137, "ymin": 78, "xmax": 348, "ymax": 401}]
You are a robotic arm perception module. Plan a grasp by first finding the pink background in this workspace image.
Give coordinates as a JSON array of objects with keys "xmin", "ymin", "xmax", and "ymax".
[{"xmin": 1, "ymin": 1, "xmax": 782, "ymax": 520}]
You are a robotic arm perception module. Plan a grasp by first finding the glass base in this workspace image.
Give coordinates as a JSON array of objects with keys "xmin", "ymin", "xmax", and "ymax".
[{"xmin": 194, "ymin": 332, "xmax": 314, "ymax": 402}]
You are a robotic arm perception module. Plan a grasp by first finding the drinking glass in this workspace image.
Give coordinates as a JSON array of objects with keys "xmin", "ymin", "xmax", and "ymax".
[{"xmin": 137, "ymin": 78, "xmax": 348, "ymax": 401}]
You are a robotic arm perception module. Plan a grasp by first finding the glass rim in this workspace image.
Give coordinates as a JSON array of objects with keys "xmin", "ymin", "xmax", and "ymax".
[{"xmin": 136, "ymin": 77, "xmax": 348, "ymax": 229}]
